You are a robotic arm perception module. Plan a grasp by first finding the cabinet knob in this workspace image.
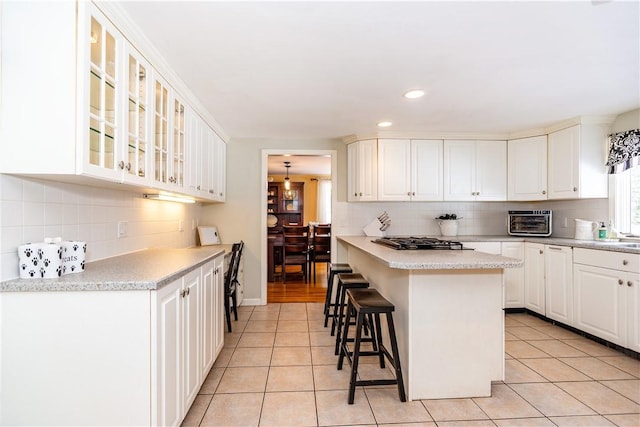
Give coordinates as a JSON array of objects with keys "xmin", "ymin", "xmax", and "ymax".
[
  {"xmin": 407, "ymin": 192, "xmax": 411, "ymax": 196},
  {"xmin": 209, "ymin": 189, "xmax": 214, "ymax": 194},
  {"xmin": 628, "ymin": 281, "xmax": 633, "ymax": 287},
  {"xmin": 618, "ymin": 279, "xmax": 624, "ymax": 285},
  {"xmin": 542, "ymin": 190, "xmax": 546, "ymax": 195},
  {"xmin": 359, "ymin": 192, "xmax": 363, "ymax": 196},
  {"xmin": 539, "ymin": 250, "xmax": 543, "ymax": 254},
  {"xmin": 220, "ymin": 192, "xmax": 223, "ymax": 196},
  {"xmin": 412, "ymin": 192, "xmax": 416, "ymax": 196},
  {"xmin": 126, "ymin": 162, "xmax": 132, "ymax": 171},
  {"xmin": 118, "ymin": 160, "xmax": 125, "ymax": 170},
  {"xmin": 197, "ymin": 185, "xmax": 201, "ymax": 190},
  {"xmin": 573, "ymin": 187, "xmax": 578, "ymax": 192},
  {"xmin": 623, "ymin": 260, "xmax": 629, "ymax": 266}
]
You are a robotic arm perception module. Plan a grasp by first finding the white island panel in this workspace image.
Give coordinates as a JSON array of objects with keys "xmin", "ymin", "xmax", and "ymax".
[{"xmin": 342, "ymin": 236, "xmax": 508, "ymax": 400}]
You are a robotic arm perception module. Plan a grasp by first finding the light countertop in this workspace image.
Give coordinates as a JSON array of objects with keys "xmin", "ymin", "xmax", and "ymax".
[
  {"xmin": 440, "ymin": 235, "xmax": 640, "ymax": 254},
  {"xmin": 337, "ymin": 236, "xmax": 523, "ymax": 270},
  {"xmin": 0, "ymin": 245, "xmax": 231, "ymax": 292}
]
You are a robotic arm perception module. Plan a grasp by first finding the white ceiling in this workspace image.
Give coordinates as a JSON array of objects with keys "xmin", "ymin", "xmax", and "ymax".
[{"xmin": 116, "ymin": 1, "xmax": 639, "ymax": 141}]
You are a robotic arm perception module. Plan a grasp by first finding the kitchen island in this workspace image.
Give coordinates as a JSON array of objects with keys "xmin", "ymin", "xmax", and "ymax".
[{"xmin": 337, "ymin": 236, "xmax": 522, "ymax": 400}]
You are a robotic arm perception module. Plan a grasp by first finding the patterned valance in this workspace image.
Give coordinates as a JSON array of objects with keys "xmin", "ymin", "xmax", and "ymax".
[{"xmin": 606, "ymin": 129, "xmax": 640, "ymax": 174}]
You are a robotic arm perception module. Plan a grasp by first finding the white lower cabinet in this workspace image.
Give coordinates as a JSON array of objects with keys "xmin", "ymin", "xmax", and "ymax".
[
  {"xmin": 154, "ymin": 258, "xmax": 226, "ymax": 426},
  {"xmin": 544, "ymin": 245, "xmax": 573, "ymax": 325},
  {"xmin": 524, "ymin": 243, "xmax": 545, "ymax": 315},
  {"xmin": 573, "ymin": 248, "xmax": 639, "ymax": 349},
  {"xmin": 501, "ymin": 242, "xmax": 525, "ymax": 308},
  {"xmin": 1, "ymin": 253, "xmax": 225, "ymax": 427}
]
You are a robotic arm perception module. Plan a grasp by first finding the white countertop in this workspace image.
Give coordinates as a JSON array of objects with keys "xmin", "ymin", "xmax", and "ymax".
[
  {"xmin": 0, "ymin": 245, "xmax": 231, "ymax": 292},
  {"xmin": 447, "ymin": 235, "xmax": 640, "ymax": 254},
  {"xmin": 338, "ymin": 236, "xmax": 523, "ymax": 270}
]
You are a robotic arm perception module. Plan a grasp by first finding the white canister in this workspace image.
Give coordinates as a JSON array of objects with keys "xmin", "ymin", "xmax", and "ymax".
[
  {"xmin": 18, "ymin": 242, "xmax": 63, "ymax": 278},
  {"xmin": 437, "ymin": 219, "xmax": 459, "ymax": 237},
  {"xmin": 574, "ymin": 219, "xmax": 597, "ymax": 240},
  {"xmin": 61, "ymin": 241, "xmax": 87, "ymax": 275}
]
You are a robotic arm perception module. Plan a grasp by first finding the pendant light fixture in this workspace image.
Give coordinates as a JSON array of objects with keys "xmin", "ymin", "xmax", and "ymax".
[{"xmin": 284, "ymin": 161, "xmax": 291, "ymax": 190}]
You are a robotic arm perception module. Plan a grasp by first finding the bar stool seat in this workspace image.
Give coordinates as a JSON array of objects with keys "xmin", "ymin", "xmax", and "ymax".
[
  {"xmin": 332, "ymin": 273, "xmax": 370, "ymax": 355},
  {"xmin": 338, "ymin": 288, "xmax": 406, "ymax": 404},
  {"xmin": 323, "ymin": 263, "xmax": 353, "ymax": 327}
]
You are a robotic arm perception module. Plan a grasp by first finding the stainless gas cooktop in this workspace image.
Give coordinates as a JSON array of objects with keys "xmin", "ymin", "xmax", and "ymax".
[{"xmin": 372, "ymin": 236, "xmax": 467, "ymax": 250}]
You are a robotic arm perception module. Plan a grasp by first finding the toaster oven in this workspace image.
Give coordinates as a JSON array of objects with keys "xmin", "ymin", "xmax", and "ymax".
[{"xmin": 508, "ymin": 210, "xmax": 552, "ymax": 236}]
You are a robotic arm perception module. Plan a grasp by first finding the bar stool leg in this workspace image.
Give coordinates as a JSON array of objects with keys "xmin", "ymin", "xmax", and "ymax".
[
  {"xmin": 334, "ymin": 284, "xmax": 348, "ymax": 354},
  {"xmin": 347, "ymin": 310, "xmax": 365, "ymax": 404},
  {"xmin": 374, "ymin": 313, "xmax": 385, "ymax": 368},
  {"xmin": 337, "ymin": 298, "xmax": 353, "ymax": 371},
  {"xmin": 386, "ymin": 313, "xmax": 406, "ymax": 402}
]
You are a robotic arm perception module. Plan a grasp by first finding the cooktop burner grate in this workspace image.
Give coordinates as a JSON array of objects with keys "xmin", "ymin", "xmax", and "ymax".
[{"xmin": 373, "ymin": 236, "xmax": 466, "ymax": 250}]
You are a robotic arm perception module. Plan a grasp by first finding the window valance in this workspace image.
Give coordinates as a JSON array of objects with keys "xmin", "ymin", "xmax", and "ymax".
[{"xmin": 606, "ymin": 129, "xmax": 640, "ymax": 174}]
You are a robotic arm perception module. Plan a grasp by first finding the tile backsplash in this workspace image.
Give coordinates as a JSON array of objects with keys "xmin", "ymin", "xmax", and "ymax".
[
  {"xmin": 0, "ymin": 175, "xmax": 202, "ymax": 281},
  {"xmin": 337, "ymin": 198, "xmax": 609, "ymax": 239}
]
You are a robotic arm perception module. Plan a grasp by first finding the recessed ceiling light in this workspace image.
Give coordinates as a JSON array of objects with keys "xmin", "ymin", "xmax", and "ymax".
[
  {"xmin": 377, "ymin": 121, "xmax": 392, "ymax": 127},
  {"xmin": 404, "ymin": 89, "xmax": 425, "ymax": 99}
]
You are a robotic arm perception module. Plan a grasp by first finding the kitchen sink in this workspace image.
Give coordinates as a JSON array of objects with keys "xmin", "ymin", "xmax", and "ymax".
[{"xmin": 598, "ymin": 242, "xmax": 640, "ymax": 249}]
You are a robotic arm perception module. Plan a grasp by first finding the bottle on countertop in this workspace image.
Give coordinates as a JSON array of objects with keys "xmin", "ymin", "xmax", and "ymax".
[
  {"xmin": 598, "ymin": 222, "xmax": 607, "ymax": 240},
  {"xmin": 607, "ymin": 221, "xmax": 617, "ymax": 239}
]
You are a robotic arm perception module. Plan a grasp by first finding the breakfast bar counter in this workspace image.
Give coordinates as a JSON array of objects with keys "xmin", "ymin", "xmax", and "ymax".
[{"xmin": 337, "ymin": 236, "xmax": 522, "ymax": 400}]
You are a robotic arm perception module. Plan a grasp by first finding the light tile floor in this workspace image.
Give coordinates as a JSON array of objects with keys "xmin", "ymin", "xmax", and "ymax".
[{"xmin": 183, "ymin": 303, "xmax": 640, "ymax": 427}]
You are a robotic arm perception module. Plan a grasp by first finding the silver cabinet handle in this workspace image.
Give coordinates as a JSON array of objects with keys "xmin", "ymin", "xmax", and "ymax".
[
  {"xmin": 548, "ymin": 246, "xmax": 562, "ymax": 251},
  {"xmin": 118, "ymin": 160, "xmax": 125, "ymax": 170},
  {"xmin": 542, "ymin": 190, "xmax": 546, "ymax": 195},
  {"xmin": 628, "ymin": 281, "xmax": 633, "ymax": 287},
  {"xmin": 412, "ymin": 192, "xmax": 416, "ymax": 196},
  {"xmin": 209, "ymin": 189, "xmax": 214, "ymax": 194},
  {"xmin": 539, "ymin": 250, "xmax": 543, "ymax": 254},
  {"xmin": 407, "ymin": 192, "xmax": 411, "ymax": 196},
  {"xmin": 618, "ymin": 279, "xmax": 624, "ymax": 285},
  {"xmin": 126, "ymin": 162, "xmax": 132, "ymax": 171},
  {"xmin": 623, "ymin": 260, "xmax": 629, "ymax": 266},
  {"xmin": 573, "ymin": 187, "xmax": 578, "ymax": 192}
]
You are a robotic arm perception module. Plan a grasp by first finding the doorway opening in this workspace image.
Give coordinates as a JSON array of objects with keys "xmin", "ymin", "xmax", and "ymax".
[{"xmin": 261, "ymin": 150, "xmax": 336, "ymax": 304}]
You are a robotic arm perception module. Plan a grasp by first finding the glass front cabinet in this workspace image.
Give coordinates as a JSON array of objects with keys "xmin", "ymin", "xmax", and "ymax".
[{"xmin": 1, "ymin": 1, "xmax": 225, "ymax": 202}]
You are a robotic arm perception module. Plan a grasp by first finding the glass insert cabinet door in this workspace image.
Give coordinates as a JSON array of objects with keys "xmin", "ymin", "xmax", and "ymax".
[
  {"xmin": 126, "ymin": 49, "xmax": 150, "ymax": 179},
  {"xmin": 172, "ymin": 98, "xmax": 185, "ymax": 187},
  {"xmin": 154, "ymin": 78, "xmax": 169, "ymax": 184},
  {"xmin": 88, "ymin": 15, "xmax": 118, "ymax": 170}
]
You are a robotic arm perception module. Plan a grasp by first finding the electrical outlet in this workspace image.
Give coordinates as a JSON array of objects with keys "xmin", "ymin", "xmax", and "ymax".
[
  {"xmin": 117, "ymin": 221, "xmax": 128, "ymax": 238},
  {"xmin": 178, "ymin": 220, "xmax": 184, "ymax": 232}
]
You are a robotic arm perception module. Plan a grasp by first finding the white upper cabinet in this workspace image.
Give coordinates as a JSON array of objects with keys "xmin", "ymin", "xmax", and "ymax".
[
  {"xmin": 378, "ymin": 139, "xmax": 443, "ymax": 201},
  {"xmin": 0, "ymin": 1, "xmax": 226, "ymax": 202},
  {"xmin": 508, "ymin": 135, "xmax": 547, "ymax": 201},
  {"xmin": 348, "ymin": 139, "xmax": 378, "ymax": 201},
  {"xmin": 444, "ymin": 140, "xmax": 506, "ymax": 201},
  {"xmin": 123, "ymin": 46, "xmax": 153, "ymax": 184},
  {"xmin": 547, "ymin": 124, "xmax": 609, "ymax": 199}
]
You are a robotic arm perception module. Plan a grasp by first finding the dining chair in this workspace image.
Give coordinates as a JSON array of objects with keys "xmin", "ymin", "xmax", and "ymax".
[
  {"xmin": 282, "ymin": 225, "xmax": 310, "ymax": 283},
  {"xmin": 311, "ymin": 224, "xmax": 331, "ymax": 282},
  {"xmin": 225, "ymin": 241, "xmax": 244, "ymax": 332}
]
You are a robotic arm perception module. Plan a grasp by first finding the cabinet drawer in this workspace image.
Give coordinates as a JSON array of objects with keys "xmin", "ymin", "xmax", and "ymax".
[{"xmin": 574, "ymin": 248, "xmax": 639, "ymax": 273}]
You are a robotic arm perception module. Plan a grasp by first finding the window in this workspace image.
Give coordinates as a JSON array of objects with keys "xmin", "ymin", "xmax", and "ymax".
[{"xmin": 612, "ymin": 166, "xmax": 640, "ymax": 236}]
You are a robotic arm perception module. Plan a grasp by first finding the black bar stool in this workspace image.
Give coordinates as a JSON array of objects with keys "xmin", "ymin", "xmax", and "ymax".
[
  {"xmin": 337, "ymin": 288, "xmax": 406, "ymax": 404},
  {"xmin": 323, "ymin": 263, "xmax": 353, "ymax": 327},
  {"xmin": 332, "ymin": 273, "xmax": 370, "ymax": 355}
]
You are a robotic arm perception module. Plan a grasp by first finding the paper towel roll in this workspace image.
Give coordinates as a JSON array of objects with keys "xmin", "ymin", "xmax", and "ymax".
[
  {"xmin": 61, "ymin": 241, "xmax": 86, "ymax": 275},
  {"xmin": 18, "ymin": 242, "xmax": 63, "ymax": 279}
]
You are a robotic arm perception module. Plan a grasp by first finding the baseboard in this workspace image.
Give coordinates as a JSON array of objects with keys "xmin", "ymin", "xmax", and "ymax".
[{"xmin": 240, "ymin": 298, "xmax": 264, "ymax": 306}]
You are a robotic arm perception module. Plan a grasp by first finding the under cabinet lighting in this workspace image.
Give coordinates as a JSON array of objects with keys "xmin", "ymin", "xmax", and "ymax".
[
  {"xmin": 377, "ymin": 121, "xmax": 392, "ymax": 127},
  {"xmin": 143, "ymin": 193, "xmax": 196, "ymax": 204}
]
